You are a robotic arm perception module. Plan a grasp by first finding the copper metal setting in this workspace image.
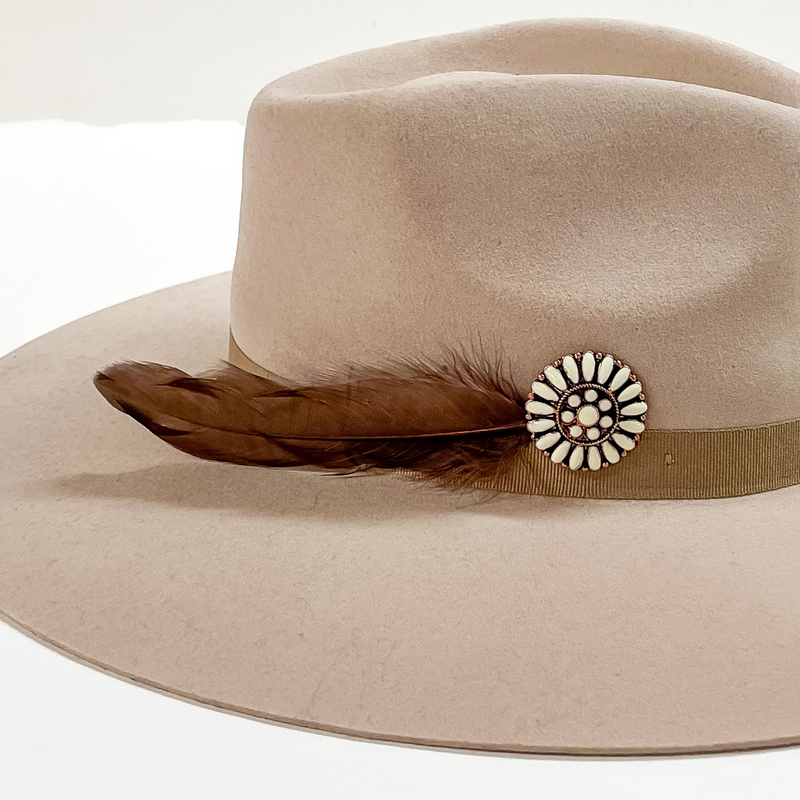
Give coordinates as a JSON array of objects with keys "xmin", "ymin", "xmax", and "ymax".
[{"xmin": 525, "ymin": 351, "xmax": 647, "ymax": 471}]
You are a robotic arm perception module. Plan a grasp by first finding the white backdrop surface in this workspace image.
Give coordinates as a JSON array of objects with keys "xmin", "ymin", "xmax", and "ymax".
[
  {"xmin": 2, "ymin": 2, "xmax": 800, "ymax": 798},
  {"xmin": 1, "ymin": 0, "xmax": 800, "ymax": 124}
]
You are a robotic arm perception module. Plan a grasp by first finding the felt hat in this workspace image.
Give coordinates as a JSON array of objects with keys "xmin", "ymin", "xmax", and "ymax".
[{"xmin": 3, "ymin": 16, "xmax": 800, "ymax": 756}]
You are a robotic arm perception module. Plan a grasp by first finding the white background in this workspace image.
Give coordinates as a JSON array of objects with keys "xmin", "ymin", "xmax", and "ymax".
[
  {"xmin": 2, "ymin": 1, "xmax": 800, "ymax": 797},
  {"xmin": 2, "ymin": 0, "xmax": 800, "ymax": 125}
]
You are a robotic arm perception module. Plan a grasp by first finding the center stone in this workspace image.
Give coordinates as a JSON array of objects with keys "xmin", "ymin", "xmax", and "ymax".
[{"xmin": 577, "ymin": 405, "xmax": 600, "ymax": 426}]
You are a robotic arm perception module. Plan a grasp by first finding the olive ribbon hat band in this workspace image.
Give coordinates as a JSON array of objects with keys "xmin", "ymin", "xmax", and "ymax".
[
  {"xmin": 405, "ymin": 424, "xmax": 800, "ymax": 500},
  {"xmin": 228, "ymin": 330, "xmax": 800, "ymax": 500}
]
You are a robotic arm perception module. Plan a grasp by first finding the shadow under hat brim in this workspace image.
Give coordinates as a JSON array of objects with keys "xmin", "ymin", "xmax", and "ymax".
[{"xmin": 2, "ymin": 271, "xmax": 800, "ymax": 757}]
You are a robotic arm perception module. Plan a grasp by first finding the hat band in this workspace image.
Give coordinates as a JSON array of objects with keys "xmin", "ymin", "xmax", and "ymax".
[{"xmin": 228, "ymin": 330, "xmax": 800, "ymax": 500}]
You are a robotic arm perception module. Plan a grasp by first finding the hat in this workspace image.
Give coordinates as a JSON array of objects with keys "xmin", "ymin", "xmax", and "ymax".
[{"xmin": 2, "ymin": 16, "xmax": 800, "ymax": 756}]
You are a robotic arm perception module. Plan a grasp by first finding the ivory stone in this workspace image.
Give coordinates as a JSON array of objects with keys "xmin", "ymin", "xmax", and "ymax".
[
  {"xmin": 562, "ymin": 355, "xmax": 579, "ymax": 384},
  {"xmin": 610, "ymin": 367, "xmax": 631, "ymax": 392},
  {"xmin": 617, "ymin": 381, "xmax": 643, "ymax": 403},
  {"xmin": 602, "ymin": 440, "xmax": 621, "ymax": 463},
  {"xmin": 526, "ymin": 400, "xmax": 555, "ymax": 415},
  {"xmin": 569, "ymin": 446, "xmax": 585, "ymax": 470},
  {"xmin": 621, "ymin": 401, "xmax": 648, "ymax": 416},
  {"xmin": 597, "ymin": 355, "xmax": 615, "ymax": 384},
  {"xmin": 544, "ymin": 365, "xmax": 567, "ymax": 391},
  {"xmin": 536, "ymin": 431, "xmax": 562, "ymax": 450},
  {"xmin": 620, "ymin": 419, "xmax": 646, "ymax": 433},
  {"xmin": 532, "ymin": 381, "xmax": 560, "ymax": 402},
  {"xmin": 550, "ymin": 439, "xmax": 571, "ymax": 463},
  {"xmin": 578, "ymin": 405, "xmax": 600, "ymax": 426},
  {"xmin": 612, "ymin": 432, "xmax": 636, "ymax": 450},
  {"xmin": 582, "ymin": 351, "xmax": 596, "ymax": 382},
  {"xmin": 528, "ymin": 418, "xmax": 555, "ymax": 432}
]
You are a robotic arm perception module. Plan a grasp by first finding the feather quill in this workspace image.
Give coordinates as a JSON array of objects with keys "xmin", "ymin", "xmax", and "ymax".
[{"xmin": 92, "ymin": 345, "xmax": 530, "ymax": 489}]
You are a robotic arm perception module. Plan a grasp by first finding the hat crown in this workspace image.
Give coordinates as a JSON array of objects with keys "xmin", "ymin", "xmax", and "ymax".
[{"xmin": 229, "ymin": 17, "xmax": 800, "ymax": 429}]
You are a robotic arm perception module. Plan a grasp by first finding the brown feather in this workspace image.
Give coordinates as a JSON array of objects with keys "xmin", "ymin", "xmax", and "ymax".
[{"xmin": 92, "ymin": 344, "xmax": 530, "ymax": 489}]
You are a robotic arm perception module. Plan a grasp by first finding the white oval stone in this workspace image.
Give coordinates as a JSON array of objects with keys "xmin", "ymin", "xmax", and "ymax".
[
  {"xmin": 561, "ymin": 410, "xmax": 575, "ymax": 423},
  {"xmin": 587, "ymin": 427, "xmax": 600, "ymax": 440},
  {"xmin": 621, "ymin": 401, "xmax": 648, "ymax": 416},
  {"xmin": 597, "ymin": 355, "xmax": 614, "ymax": 385},
  {"xmin": 581, "ymin": 351, "xmax": 596, "ymax": 382},
  {"xmin": 602, "ymin": 440, "xmax": 621, "ymax": 464},
  {"xmin": 562, "ymin": 355, "xmax": 580, "ymax": 384},
  {"xmin": 599, "ymin": 415, "xmax": 613, "ymax": 428},
  {"xmin": 612, "ymin": 432, "xmax": 636, "ymax": 450},
  {"xmin": 584, "ymin": 389, "xmax": 598, "ymax": 402},
  {"xmin": 527, "ymin": 418, "xmax": 555, "ymax": 433},
  {"xmin": 577, "ymin": 405, "xmax": 599, "ymax": 426},
  {"xmin": 599, "ymin": 399, "xmax": 612, "ymax": 411},
  {"xmin": 536, "ymin": 431, "xmax": 562, "ymax": 450},
  {"xmin": 569, "ymin": 446, "xmax": 584, "ymax": 471},
  {"xmin": 620, "ymin": 419, "xmax": 645, "ymax": 434},
  {"xmin": 531, "ymin": 380, "xmax": 560, "ymax": 402},
  {"xmin": 609, "ymin": 366, "xmax": 631, "ymax": 392},
  {"xmin": 525, "ymin": 400, "xmax": 555, "ymax": 415},
  {"xmin": 550, "ymin": 440, "xmax": 571, "ymax": 463},
  {"xmin": 617, "ymin": 381, "xmax": 642, "ymax": 403},
  {"xmin": 567, "ymin": 394, "xmax": 581, "ymax": 407},
  {"xmin": 587, "ymin": 446, "xmax": 602, "ymax": 471},
  {"xmin": 569, "ymin": 425, "xmax": 583, "ymax": 438},
  {"xmin": 544, "ymin": 365, "xmax": 567, "ymax": 391}
]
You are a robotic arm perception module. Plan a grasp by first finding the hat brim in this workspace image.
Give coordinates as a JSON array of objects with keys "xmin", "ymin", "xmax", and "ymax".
[{"xmin": 3, "ymin": 271, "xmax": 800, "ymax": 757}]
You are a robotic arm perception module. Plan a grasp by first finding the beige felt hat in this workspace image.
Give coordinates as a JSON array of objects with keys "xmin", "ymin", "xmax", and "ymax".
[{"xmin": 3, "ymin": 16, "xmax": 800, "ymax": 757}]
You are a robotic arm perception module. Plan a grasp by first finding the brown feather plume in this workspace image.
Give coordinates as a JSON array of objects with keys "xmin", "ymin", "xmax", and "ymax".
[{"xmin": 92, "ymin": 344, "xmax": 531, "ymax": 489}]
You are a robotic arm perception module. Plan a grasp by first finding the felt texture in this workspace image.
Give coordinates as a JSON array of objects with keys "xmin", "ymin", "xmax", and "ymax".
[
  {"xmin": 231, "ymin": 17, "xmax": 800, "ymax": 429},
  {"xmin": 5, "ymin": 18, "xmax": 800, "ymax": 757},
  {"xmin": 4, "ymin": 273, "xmax": 800, "ymax": 755}
]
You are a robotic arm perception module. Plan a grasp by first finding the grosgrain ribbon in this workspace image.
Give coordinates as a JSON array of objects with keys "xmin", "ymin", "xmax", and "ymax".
[{"xmin": 228, "ymin": 330, "xmax": 800, "ymax": 500}]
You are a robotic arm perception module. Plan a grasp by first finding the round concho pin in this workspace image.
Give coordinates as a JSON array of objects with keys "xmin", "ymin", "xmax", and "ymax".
[{"xmin": 525, "ymin": 351, "xmax": 647, "ymax": 471}]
